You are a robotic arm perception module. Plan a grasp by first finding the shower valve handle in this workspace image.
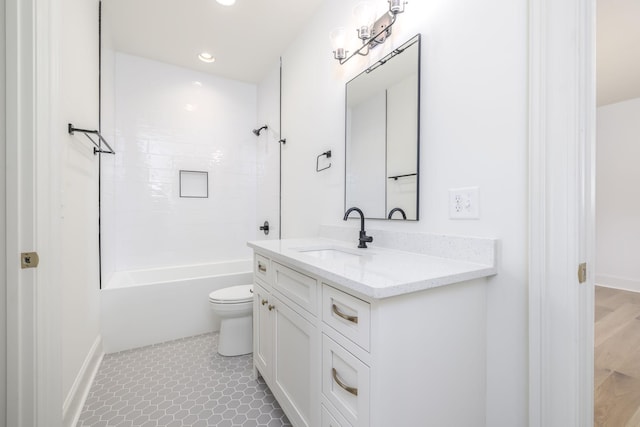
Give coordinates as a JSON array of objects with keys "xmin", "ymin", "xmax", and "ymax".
[{"xmin": 259, "ymin": 221, "xmax": 270, "ymax": 235}]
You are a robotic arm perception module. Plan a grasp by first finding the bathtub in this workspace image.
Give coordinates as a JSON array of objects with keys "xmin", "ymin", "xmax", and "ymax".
[{"xmin": 101, "ymin": 260, "xmax": 253, "ymax": 353}]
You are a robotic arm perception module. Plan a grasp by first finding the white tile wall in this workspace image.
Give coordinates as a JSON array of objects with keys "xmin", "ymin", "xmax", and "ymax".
[{"xmin": 102, "ymin": 53, "xmax": 258, "ymax": 273}]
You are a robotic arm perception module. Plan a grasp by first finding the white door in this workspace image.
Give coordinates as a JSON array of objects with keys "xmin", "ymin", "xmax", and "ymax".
[
  {"xmin": 529, "ymin": 0, "xmax": 596, "ymax": 426},
  {"xmin": 5, "ymin": 0, "xmax": 62, "ymax": 425}
]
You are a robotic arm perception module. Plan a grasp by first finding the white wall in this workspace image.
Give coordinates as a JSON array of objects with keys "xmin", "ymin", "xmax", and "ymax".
[
  {"xmin": 596, "ymin": 97, "xmax": 640, "ymax": 292},
  {"xmin": 270, "ymin": 1, "xmax": 528, "ymax": 424},
  {"xmin": 279, "ymin": 2, "xmax": 346, "ymax": 239},
  {"xmin": 0, "ymin": 0, "xmax": 7, "ymax": 422},
  {"xmin": 102, "ymin": 53, "xmax": 257, "ymax": 274},
  {"xmin": 59, "ymin": 0, "xmax": 102, "ymax": 405}
]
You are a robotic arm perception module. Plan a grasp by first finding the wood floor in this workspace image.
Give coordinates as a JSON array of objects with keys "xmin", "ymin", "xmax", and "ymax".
[{"xmin": 595, "ymin": 285, "xmax": 640, "ymax": 427}]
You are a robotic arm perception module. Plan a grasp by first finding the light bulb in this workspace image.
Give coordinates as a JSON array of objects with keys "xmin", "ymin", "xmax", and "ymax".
[
  {"xmin": 354, "ymin": 2, "xmax": 374, "ymax": 40},
  {"xmin": 330, "ymin": 28, "xmax": 347, "ymax": 60},
  {"xmin": 389, "ymin": 0, "xmax": 405, "ymax": 14},
  {"xmin": 216, "ymin": 0, "xmax": 236, "ymax": 5}
]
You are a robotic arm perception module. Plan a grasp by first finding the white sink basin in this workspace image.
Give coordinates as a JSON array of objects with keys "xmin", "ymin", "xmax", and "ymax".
[{"xmin": 297, "ymin": 247, "xmax": 363, "ymax": 262}]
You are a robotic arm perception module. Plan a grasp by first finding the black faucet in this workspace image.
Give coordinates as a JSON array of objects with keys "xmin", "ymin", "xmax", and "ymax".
[
  {"xmin": 387, "ymin": 207, "xmax": 407, "ymax": 220},
  {"xmin": 343, "ymin": 207, "xmax": 373, "ymax": 248}
]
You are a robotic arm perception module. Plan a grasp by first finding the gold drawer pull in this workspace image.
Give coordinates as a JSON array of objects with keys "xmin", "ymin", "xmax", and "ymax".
[
  {"xmin": 268, "ymin": 304, "xmax": 275, "ymax": 311},
  {"xmin": 332, "ymin": 368, "xmax": 358, "ymax": 396},
  {"xmin": 258, "ymin": 262, "xmax": 267, "ymax": 273},
  {"xmin": 332, "ymin": 304, "xmax": 358, "ymax": 324},
  {"xmin": 261, "ymin": 299, "xmax": 268, "ymax": 306}
]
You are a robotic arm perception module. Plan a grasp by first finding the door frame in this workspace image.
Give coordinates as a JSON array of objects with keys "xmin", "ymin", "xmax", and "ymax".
[
  {"xmin": 4, "ymin": 0, "xmax": 596, "ymax": 425},
  {"xmin": 5, "ymin": 0, "xmax": 62, "ymax": 425},
  {"xmin": 528, "ymin": 0, "xmax": 596, "ymax": 426}
]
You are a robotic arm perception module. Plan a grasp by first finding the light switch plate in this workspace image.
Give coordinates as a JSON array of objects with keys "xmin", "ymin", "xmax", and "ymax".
[{"xmin": 449, "ymin": 187, "xmax": 479, "ymax": 219}]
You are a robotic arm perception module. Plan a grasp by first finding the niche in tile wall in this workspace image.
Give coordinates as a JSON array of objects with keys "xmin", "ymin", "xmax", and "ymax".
[{"xmin": 179, "ymin": 170, "xmax": 209, "ymax": 198}]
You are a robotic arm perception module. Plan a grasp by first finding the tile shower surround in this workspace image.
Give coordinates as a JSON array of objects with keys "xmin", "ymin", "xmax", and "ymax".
[
  {"xmin": 77, "ymin": 333, "xmax": 291, "ymax": 427},
  {"xmin": 101, "ymin": 53, "xmax": 258, "ymax": 276}
]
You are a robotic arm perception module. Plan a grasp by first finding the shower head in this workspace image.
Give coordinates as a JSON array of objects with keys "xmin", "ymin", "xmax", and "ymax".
[{"xmin": 252, "ymin": 125, "xmax": 268, "ymax": 136}]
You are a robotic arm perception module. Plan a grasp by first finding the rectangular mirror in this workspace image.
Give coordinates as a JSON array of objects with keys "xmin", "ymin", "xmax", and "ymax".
[{"xmin": 345, "ymin": 34, "xmax": 420, "ymax": 220}]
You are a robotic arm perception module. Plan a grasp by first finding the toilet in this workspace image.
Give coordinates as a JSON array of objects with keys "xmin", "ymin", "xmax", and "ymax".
[{"xmin": 208, "ymin": 284, "xmax": 254, "ymax": 356}]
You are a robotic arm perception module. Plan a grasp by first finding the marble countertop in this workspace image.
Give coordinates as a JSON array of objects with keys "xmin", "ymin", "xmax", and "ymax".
[{"xmin": 247, "ymin": 237, "xmax": 497, "ymax": 299}]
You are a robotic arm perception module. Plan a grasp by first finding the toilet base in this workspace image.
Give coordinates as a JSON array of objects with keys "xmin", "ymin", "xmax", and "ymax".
[{"xmin": 218, "ymin": 315, "xmax": 253, "ymax": 356}]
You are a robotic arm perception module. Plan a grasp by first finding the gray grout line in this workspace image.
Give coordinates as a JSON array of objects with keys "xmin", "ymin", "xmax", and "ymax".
[{"xmin": 77, "ymin": 333, "xmax": 291, "ymax": 427}]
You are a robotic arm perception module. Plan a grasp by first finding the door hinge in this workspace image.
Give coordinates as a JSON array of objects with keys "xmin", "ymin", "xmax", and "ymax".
[
  {"xmin": 21, "ymin": 252, "xmax": 39, "ymax": 269},
  {"xmin": 578, "ymin": 262, "xmax": 587, "ymax": 284}
]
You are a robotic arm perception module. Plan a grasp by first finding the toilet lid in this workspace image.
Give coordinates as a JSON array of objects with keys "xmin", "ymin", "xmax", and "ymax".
[{"xmin": 209, "ymin": 284, "xmax": 253, "ymax": 303}]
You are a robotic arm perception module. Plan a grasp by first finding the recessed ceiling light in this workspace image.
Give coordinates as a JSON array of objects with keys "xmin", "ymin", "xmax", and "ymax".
[
  {"xmin": 216, "ymin": 0, "xmax": 236, "ymax": 5},
  {"xmin": 198, "ymin": 52, "xmax": 215, "ymax": 63}
]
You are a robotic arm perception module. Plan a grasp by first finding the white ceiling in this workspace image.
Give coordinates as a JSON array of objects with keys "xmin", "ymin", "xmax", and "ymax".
[
  {"xmin": 597, "ymin": 0, "xmax": 640, "ymax": 106},
  {"xmin": 105, "ymin": 0, "xmax": 638, "ymax": 105},
  {"xmin": 102, "ymin": 0, "xmax": 323, "ymax": 84}
]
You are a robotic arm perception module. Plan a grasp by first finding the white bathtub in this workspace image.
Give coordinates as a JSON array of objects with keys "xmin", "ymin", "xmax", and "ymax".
[{"xmin": 101, "ymin": 260, "xmax": 253, "ymax": 353}]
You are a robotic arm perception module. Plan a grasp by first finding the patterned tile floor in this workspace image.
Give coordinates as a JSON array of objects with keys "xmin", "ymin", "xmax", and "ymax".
[{"xmin": 77, "ymin": 333, "xmax": 292, "ymax": 427}]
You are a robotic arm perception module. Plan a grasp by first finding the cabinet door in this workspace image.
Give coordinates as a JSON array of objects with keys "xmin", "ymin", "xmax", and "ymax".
[
  {"xmin": 272, "ymin": 296, "xmax": 318, "ymax": 427},
  {"xmin": 253, "ymin": 283, "xmax": 272, "ymax": 380}
]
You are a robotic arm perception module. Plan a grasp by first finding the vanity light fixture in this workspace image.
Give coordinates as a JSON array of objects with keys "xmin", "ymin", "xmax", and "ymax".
[
  {"xmin": 198, "ymin": 52, "xmax": 215, "ymax": 63},
  {"xmin": 331, "ymin": 0, "xmax": 407, "ymax": 65}
]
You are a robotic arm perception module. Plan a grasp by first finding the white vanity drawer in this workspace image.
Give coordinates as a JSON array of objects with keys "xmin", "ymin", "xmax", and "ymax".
[
  {"xmin": 322, "ymin": 404, "xmax": 352, "ymax": 427},
  {"xmin": 322, "ymin": 334, "xmax": 370, "ymax": 427},
  {"xmin": 273, "ymin": 262, "xmax": 318, "ymax": 315},
  {"xmin": 254, "ymin": 253, "xmax": 271, "ymax": 284},
  {"xmin": 322, "ymin": 284, "xmax": 370, "ymax": 352}
]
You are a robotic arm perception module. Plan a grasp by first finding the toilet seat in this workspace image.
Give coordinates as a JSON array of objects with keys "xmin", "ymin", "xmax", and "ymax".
[{"xmin": 209, "ymin": 284, "xmax": 253, "ymax": 304}]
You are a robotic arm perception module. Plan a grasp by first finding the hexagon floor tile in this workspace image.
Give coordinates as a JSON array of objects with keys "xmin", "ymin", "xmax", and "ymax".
[{"xmin": 77, "ymin": 333, "xmax": 292, "ymax": 427}]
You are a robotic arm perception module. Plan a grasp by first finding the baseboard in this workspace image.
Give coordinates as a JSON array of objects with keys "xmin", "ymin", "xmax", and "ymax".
[
  {"xmin": 62, "ymin": 335, "xmax": 104, "ymax": 427},
  {"xmin": 595, "ymin": 275, "xmax": 640, "ymax": 293}
]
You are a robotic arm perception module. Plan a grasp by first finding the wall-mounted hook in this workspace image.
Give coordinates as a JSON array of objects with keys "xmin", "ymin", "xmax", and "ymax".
[{"xmin": 316, "ymin": 150, "xmax": 332, "ymax": 172}]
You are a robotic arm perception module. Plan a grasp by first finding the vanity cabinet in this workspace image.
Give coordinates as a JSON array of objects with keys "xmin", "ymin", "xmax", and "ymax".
[
  {"xmin": 252, "ymin": 247, "xmax": 490, "ymax": 427},
  {"xmin": 252, "ymin": 257, "xmax": 319, "ymax": 427}
]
